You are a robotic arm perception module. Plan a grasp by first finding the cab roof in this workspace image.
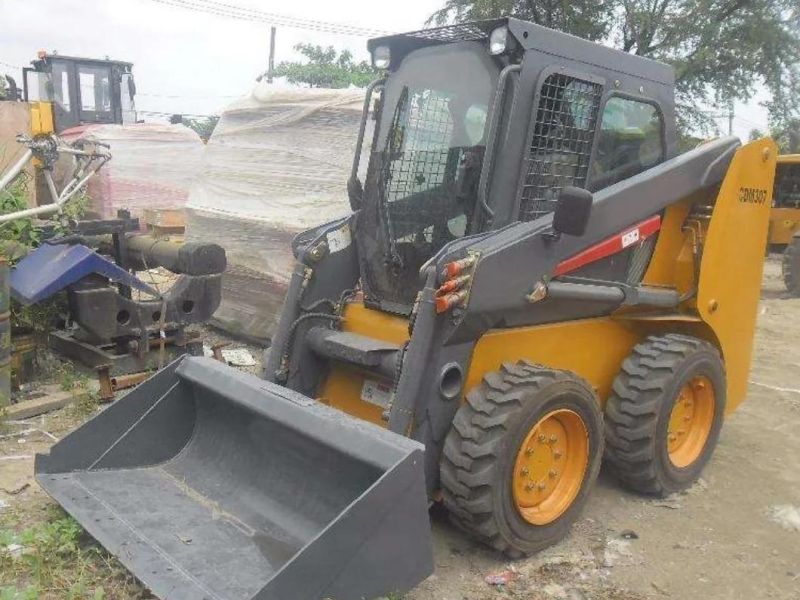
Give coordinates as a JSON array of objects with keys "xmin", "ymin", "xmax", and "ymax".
[
  {"xmin": 368, "ymin": 17, "xmax": 674, "ymax": 86},
  {"xmin": 32, "ymin": 54, "xmax": 133, "ymax": 70}
]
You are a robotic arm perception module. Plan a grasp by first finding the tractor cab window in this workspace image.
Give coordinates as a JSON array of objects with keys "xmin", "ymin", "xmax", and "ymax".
[
  {"xmin": 590, "ymin": 97, "xmax": 664, "ymax": 190},
  {"xmin": 77, "ymin": 64, "xmax": 113, "ymax": 120},
  {"xmin": 774, "ymin": 163, "xmax": 800, "ymax": 208},
  {"xmin": 376, "ymin": 43, "xmax": 497, "ymax": 265},
  {"xmin": 25, "ymin": 64, "xmax": 70, "ymax": 110},
  {"xmin": 52, "ymin": 64, "xmax": 71, "ymax": 111}
]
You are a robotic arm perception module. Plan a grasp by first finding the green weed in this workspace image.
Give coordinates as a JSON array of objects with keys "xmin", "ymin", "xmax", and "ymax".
[{"xmin": 0, "ymin": 508, "xmax": 148, "ymax": 599}]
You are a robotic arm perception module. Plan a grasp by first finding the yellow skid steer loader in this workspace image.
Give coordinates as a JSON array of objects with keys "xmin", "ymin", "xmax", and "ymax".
[{"xmin": 35, "ymin": 17, "xmax": 777, "ymax": 600}]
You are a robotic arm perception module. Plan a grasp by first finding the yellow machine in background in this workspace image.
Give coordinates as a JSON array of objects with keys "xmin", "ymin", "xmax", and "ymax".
[
  {"xmin": 22, "ymin": 52, "xmax": 136, "ymax": 133},
  {"xmin": 1, "ymin": 52, "xmax": 133, "ymax": 206},
  {"xmin": 771, "ymin": 155, "xmax": 800, "ymax": 295},
  {"xmin": 28, "ymin": 100, "xmax": 55, "ymax": 137}
]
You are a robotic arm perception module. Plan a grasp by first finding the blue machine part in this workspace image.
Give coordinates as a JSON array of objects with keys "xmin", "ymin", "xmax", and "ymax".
[{"xmin": 10, "ymin": 243, "xmax": 160, "ymax": 306}]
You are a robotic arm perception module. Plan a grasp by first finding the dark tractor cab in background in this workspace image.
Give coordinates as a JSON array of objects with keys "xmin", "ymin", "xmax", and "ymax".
[{"xmin": 23, "ymin": 52, "xmax": 137, "ymax": 133}]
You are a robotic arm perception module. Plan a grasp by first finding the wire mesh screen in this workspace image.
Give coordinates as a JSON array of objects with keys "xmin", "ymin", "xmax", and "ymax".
[
  {"xmin": 519, "ymin": 74, "xmax": 602, "ymax": 222},
  {"xmin": 404, "ymin": 23, "xmax": 490, "ymax": 43},
  {"xmin": 384, "ymin": 89, "xmax": 456, "ymax": 243}
]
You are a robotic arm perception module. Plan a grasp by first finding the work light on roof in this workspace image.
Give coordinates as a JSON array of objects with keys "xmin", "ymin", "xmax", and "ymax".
[
  {"xmin": 489, "ymin": 25, "xmax": 509, "ymax": 55},
  {"xmin": 372, "ymin": 45, "xmax": 391, "ymax": 69}
]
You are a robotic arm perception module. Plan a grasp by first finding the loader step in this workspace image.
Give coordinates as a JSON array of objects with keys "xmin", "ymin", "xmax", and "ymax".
[{"xmin": 307, "ymin": 326, "xmax": 400, "ymax": 378}]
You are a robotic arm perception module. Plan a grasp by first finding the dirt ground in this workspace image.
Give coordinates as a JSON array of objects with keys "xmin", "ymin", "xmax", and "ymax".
[{"xmin": 1, "ymin": 258, "xmax": 799, "ymax": 599}]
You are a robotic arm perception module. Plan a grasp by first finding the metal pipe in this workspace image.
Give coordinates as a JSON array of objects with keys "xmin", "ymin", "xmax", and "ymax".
[
  {"xmin": 58, "ymin": 157, "xmax": 109, "ymax": 203},
  {"xmin": 634, "ymin": 287, "xmax": 681, "ymax": 308},
  {"xmin": 347, "ymin": 77, "xmax": 385, "ymax": 210},
  {"xmin": 475, "ymin": 64, "xmax": 521, "ymax": 226},
  {"xmin": 547, "ymin": 281, "xmax": 625, "ymax": 303},
  {"xmin": 547, "ymin": 281, "xmax": 680, "ymax": 308},
  {"xmin": 0, "ymin": 155, "xmax": 109, "ymax": 224},
  {"xmin": 0, "ymin": 149, "xmax": 33, "ymax": 192},
  {"xmin": 124, "ymin": 235, "xmax": 226, "ymax": 275}
]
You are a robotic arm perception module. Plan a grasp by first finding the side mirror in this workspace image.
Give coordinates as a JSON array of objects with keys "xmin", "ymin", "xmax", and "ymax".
[{"xmin": 553, "ymin": 186, "xmax": 593, "ymax": 237}]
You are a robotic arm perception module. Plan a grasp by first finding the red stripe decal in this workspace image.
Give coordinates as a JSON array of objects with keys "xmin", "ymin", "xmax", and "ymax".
[{"xmin": 554, "ymin": 215, "xmax": 662, "ymax": 277}]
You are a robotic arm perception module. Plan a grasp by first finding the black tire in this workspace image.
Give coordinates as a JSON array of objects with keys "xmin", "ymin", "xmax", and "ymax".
[
  {"xmin": 604, "ymin": 334, "xmax": 726, "ymax": 496},
  {"xmin": 440, "ymin": 361, "xmax": 604, "ymax": 557},
  {"xmin": 782, "ymin": 236, "xmax": 800, "ymax": 297}
]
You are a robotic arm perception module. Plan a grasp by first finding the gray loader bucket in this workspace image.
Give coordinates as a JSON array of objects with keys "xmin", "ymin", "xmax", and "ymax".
[{"xmin": 35, "ymin": 357, "xmax": 433, "ymax": 600}]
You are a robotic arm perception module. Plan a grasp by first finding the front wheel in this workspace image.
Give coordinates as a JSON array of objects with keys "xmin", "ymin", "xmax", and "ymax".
[{"xmin": 440, "ymin": 361, "xmax": 604, "ymax": 557}]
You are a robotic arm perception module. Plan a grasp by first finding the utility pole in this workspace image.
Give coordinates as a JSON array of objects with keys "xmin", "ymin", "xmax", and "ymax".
[
  {"xmin": 728, "ymin": 101, "xmax": 734, "ymax": 136},
  {"xmin": 267, "ymin": 26, "xmax": 276, "ymax": 84}
]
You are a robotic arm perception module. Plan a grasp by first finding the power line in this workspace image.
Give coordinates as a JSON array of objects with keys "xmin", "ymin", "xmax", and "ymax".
[
  {"xmin": 147, "ymin": 0, "xmax": 393, "ymax": 37},
  {"xmin": 138, "ymin": 92, "xmax": 241, "ymax": 99},
  {"xmin": 0, "ymin": 60, "xmax": 23, "ymax": 71}
]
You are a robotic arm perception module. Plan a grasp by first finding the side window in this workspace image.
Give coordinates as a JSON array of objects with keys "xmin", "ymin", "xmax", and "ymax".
[
  {"xmin": 773, "ymin": 163, "xmax": 800, "ymax": 208},
  {"xmin": 519, "ymin": 73, "xmax": 602, "ymax": 222},
  {"xmin": 590, "ymin": 97, "xmax": 664, "ymax": 190},
  {"xmin": 52, "ymin": 64, "xmax": 71, "ymax": 111},
  {"xmin": 77, "ymin": 65, "xmax": 112, "ymax": 116}
]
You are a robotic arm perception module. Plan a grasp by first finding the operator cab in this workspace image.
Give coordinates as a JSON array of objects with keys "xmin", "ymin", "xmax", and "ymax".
[
  {"xmin": 352, "ymin": 18, "xmax": 676, "ymax": 314},
  {"xmin": 23, "ymin": 52, "xmax": 137, "ymax": 133},
  {"xmin": 774, "ymin": 157, "xmax": 800, "ymax": 209}
]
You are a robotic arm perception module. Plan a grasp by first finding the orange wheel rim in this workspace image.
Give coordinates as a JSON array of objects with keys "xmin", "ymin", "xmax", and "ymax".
[
  {"xmin": 667, "ymin": 375, "xmax": 715, "ymax": 468},
  {"xmin": 512, "ymin": 409, "xmax": 589, "ymax": 526}
]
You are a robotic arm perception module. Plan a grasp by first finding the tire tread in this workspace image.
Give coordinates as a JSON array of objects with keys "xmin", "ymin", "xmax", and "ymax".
[
  {"xmin": 441, "ymin": 361, "xmax": 597, "ymax": 556},
  {"xmin": 604, "ymin": 334, "xmax": 721, "ymax": 496}
]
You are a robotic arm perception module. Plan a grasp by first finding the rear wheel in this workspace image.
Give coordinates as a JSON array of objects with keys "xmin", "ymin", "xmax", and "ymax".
[
  {"xmin": 440, "ymin": 361, "xmax": 603, "ymax": 557},
  {"xmin": 782, "ymin": 236, "xmax": 800, "ymax": 296},
  {"xmin": 604, "ymin": 334, "xmax": 725, "ymax": 496}
]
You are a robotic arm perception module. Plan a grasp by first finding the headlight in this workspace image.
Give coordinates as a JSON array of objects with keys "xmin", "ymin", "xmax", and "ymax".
[
  {"xmin": 488, "ymin": 26, "xmax": 509, "ymax": 55},
  {"xmin": 372, "ymin": 45, "xmax": 391, "ymax": 69}
]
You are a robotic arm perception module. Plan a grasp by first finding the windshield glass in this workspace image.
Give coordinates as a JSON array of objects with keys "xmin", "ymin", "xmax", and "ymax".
[{"xmin": 374, "ymin": 43, "xmax": 498, "ymax": 268}]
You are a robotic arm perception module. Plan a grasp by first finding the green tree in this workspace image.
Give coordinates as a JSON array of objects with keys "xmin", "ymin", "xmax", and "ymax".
[
  {"xmin": 273, "ymin": 44, "xmax": 376, "ymax": 89},
  {"xmin": 181, "ymin": 116, "xmax": 220, "ymax": 142},
  {"xmin": 430, "ymin": 0, "xmax": 800, "ymax": 136}
]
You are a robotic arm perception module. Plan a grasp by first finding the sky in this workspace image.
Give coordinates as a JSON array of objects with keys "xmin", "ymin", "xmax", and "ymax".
[{"xmin": 0, "ymin": 0, "xmax": 769, "ymax": 138}]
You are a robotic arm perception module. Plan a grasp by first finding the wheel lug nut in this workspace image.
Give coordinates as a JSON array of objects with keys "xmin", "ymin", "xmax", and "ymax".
[
  {"xmin": 554, "ymin": 451, "xmax": 562, "ymax": 460},
  {"xmin": 549, "ymin": 435, "xmax": 558, "ymax": 444},
  {"xmin": 521, "ymin": 467, "xmax": 529, "ymax": 476},
  {"xmin": 538, "ymin": 434, "xmax": 547, "ymax": 443},
  {"xmin": 668, "ymin": 434, "xmax": 677, "ymax": 442},
  {"xmin": 549, "ymin": 469, "xmax": 558, "ymax": 478},
  {"xmin": 538, "ymin": 482, "xmax": 547, "ymax": 490},
  {"xmin": 525, "ymin": 447, "xmax": 534, "ymax": 456},
  {"xmin": 525, "ymin": 483, "xmax": 534, "ymax": 491}
]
